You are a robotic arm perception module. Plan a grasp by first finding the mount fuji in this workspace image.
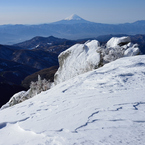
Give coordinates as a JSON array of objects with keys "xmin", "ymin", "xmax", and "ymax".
[
  {"xmin": 64, "ymin": 14, "xmax": 85, "ymax": 20},
  {"xmin": 53, "ymin": 14, "xmax": 92, "ymax": 24}
]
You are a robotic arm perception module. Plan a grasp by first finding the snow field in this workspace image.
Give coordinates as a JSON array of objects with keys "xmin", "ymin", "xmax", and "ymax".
[{"xmin": 0, "ymin": 55, "xmax": 145, "ymax": 144}]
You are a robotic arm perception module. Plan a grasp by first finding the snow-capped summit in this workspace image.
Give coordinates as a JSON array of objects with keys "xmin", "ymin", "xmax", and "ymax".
[
  {"xmin": 64, "ymin": 14, "xmax": 84, "ymax": 21},
  {"xmin": 53, "ymin": 14, "xmax": 91, "ymax": 24}
]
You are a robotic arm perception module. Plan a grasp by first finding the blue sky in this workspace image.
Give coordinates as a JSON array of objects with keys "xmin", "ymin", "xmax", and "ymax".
[{"xmin": 0, "ymin": 0, "xmax": 145, "ymax": 25}]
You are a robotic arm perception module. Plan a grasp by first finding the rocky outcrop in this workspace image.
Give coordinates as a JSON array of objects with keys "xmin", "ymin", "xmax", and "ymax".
[
  {"xmin": 106, "ymin": 36, "xmax": 131, "ymax": 47},
  {"xmin": 1, "ymin": 91, "xmax": 27, "ymax": 109},
  {"xmin": 54, "ymin": 37, "xmax": 140, "ymax": 85},
  {"xmin": 54, "ymin": 40, "xmax": 101, "ymax": 85},
  {"xmin": 0, "ymin": 83, "xmax": 26, "ymax": 108},
  {"xmin": 124, "ymin": 44, "xmax": 140, "ymax": 56}
]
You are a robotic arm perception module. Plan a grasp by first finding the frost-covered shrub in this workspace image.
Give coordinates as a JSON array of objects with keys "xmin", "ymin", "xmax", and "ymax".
[
  {"xmin": 1, "ymin": 75, "xmax": 52, "ymax": 109},
  {"xmin": 30, "ymin": 75, "xmax": 52, "ymax": 95},
  {"xmin": 98, "ymin": 45, "xmax": 124, "ymax": 64},
  {"xmin": 97, "ymin": 37, "xmax": 140, "ymax": 65}
]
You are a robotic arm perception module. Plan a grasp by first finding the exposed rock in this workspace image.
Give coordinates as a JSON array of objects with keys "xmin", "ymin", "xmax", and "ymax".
[
  {"xmin": 124, "ymin": 44, "xmax": 140, "ymax": 56},
  {"xmin": 106, "ymin": 36, "xmax": 131, "ymax": 48},
  {"xmin": 54, "ymin": 37, "xmax": 140, "ymax": 85},
  {"xmin": 54, "ymin": 40, "xmax": 100, "ymax": 85},
  {"xmin": 1, "ymin": 91, "xmax": 27, "ymax": 109},
  {"xmin": 0, "ymin": 83, "xmax": 26, "ymax": 108}
]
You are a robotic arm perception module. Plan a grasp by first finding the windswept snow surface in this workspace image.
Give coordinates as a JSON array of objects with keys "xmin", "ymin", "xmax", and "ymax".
[{"xmin": 0, "ymin": 55, "xmax": 145, "ymax": 145}]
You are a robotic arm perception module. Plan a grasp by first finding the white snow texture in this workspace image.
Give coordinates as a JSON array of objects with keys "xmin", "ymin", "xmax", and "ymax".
[
  {"xmin": 0, "ymin": 55, "xmax": 145, "ymax": 145},
  {"xmin": 0, "ymin": 36, "xmax": 144, "ymax": 145}
]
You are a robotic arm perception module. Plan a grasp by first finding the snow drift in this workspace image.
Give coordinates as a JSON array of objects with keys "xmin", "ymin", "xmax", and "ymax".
[{"xmin": 0, "ymin": 55, "xmax": 145, "ymax": 145}]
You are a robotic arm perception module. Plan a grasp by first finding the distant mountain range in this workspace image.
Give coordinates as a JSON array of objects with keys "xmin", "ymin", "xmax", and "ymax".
[{"xmin": 1, "ymin": 14, "xmax": 145, "ymax": 44}]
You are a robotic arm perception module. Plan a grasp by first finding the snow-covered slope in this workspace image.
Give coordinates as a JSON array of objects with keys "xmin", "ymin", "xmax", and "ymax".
[{"xmin": 0, "ymin": 55, "xmax": 145, "ymax": 145}]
